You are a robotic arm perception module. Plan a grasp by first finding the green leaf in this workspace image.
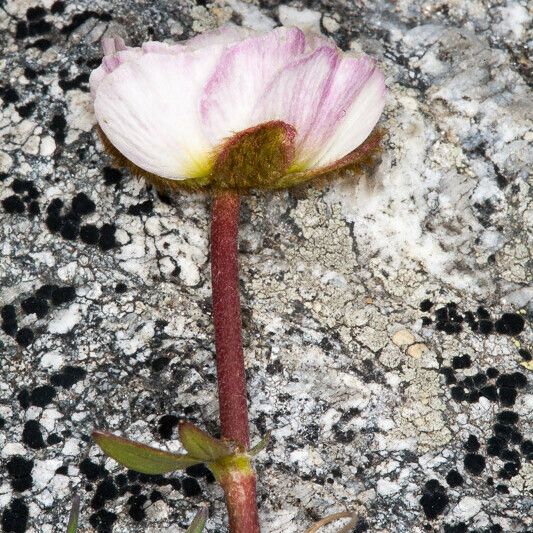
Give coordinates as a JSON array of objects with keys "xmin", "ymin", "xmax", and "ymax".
[
  {"xmin": 92, "ymin": 431, "xmax": 201, "ymax": 474},
  {"xmin": 178, "ymin": 422, "xmax": 233, "ymax": 462},
  {"xmin": 249, "ymin": 431, "xmax": 271, "ymax": 456},
  {"xmin": 67, "ymin": 495, "xmax": 80, "ymax": 533},
  {"xmin": 186, "ymin": 504, "xmax": 209, "ymax": 533}
]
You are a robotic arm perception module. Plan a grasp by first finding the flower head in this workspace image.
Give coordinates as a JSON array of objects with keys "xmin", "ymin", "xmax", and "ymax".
[{"xmin": 90, "ymin": 26, "xmax": 386, "ymax": 190}]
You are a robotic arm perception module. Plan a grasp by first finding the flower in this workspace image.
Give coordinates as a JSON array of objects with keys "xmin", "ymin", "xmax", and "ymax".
[{"xmin": 90, "ymin": 26, "xmax": 386, "ymax": 190}]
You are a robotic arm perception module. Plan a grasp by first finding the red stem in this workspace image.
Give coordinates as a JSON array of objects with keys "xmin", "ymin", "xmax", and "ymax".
[
  {"xmin": 210, "ymin": 190, "xmax": 260, "ymax": 533},
  {"xmin": 211, "ymin": 190, "xmax": 250, "ymax": 448}
]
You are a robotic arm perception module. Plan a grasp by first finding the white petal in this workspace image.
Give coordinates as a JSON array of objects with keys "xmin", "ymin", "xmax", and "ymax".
[
  {"xmin": 89, "ymin": 49, "xmax": 142, "ymax": 98},
  {"xmin": 310, "ymin": 65, "xmax": 386, "ymax": 168},
  {"xmin": 251, "ymin": 45, "xmax": 340, "ymax": 165},
  {"xmin": 200, "ymin": 26, "xmax": 305, "ymax": 146},
  {"xmin": 94, "ymin": 48, "xmax": 224, "ymax": 180}
]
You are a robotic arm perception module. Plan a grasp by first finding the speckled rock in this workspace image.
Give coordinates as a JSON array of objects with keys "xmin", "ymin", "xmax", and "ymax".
[{"xmin": 0, "ymin": 1, "xmax": 531, "ymax": 532}]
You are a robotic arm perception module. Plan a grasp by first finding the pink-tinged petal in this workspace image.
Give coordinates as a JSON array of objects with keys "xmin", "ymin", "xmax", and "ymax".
[
  {"xmin": 94, "ymin": 48, "xmax": 225, "ymax": 180},
  {"xmin": 200, "ymin": 26, "xmax": 306, "ymax": 145},
  {"xmin": 101, "ymin": 36, "xmax": 127, "ymax": 55},
  {"xmin": 251, "ymin": 45, "xmax": 342, "ymax": 165},
  {"xmin": 310, "ymin": 61, "xmax": 386, "ymax": 168},
  {"xmin": 89, "ymin": 49, "xmax": 142, "ymax": 98},
  {"xmin": 185, "ymin": 24, "xmax": 259, "ymax": 50}
]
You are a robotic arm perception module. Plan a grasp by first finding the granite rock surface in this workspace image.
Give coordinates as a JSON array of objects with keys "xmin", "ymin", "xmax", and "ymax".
[{"xmin": 0, "ymin": 0, "xmax": 531, "ymax": 532}]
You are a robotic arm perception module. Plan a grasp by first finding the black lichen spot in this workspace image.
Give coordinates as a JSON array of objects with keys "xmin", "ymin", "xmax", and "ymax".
[
  {"xmin": 91, "ymin": 478, "xmax": 118, "ymax": 509},
  {"xmin": 27, "ymin": 38, "xmax": 52, "ymax": 51},
  {"xmin": 28, "ymin": 19, "xmax": 52, "ymax": 36},
  {"xmin": 29, "ymin": 385, "xmax": 56, "ymax": 407},
  {"xmin": 2, "ymin": 195, "xmax": 25, "ymax": 214},
  {"xmin": 60, "ymin": 219, "xmax": 79, "ymax": 240},
  {"xmin": 419, "ymin": 479, "xmax": 448, "ymax": 519},
  {"xmin": 7, "ymin": 456, "xmax": 33, "ymax": 492},
  {"xmin": 494, "ymin": 313, "xmax": 525, "ymax": 335},
  {"xmin": 421, "ymin": 316, "xmax": 432, "ymax": 326},
  {"xmin": 21, "ymin": 296, "xmax": 48, "ymax": 319},
  {"xmin": 478, "ymin": 320, "xmax": 493, "ymax": 334},
  {"xmin": 1, "ymin": 304, "xmax": 18, "ymax": 336},
  {"xmin": 495, "ymin": 484, "xmax": 509, "ymax": 493},
  {"xmin": 28, "ymin": 201, "xmax": 40, "ymax": 217},
  {"xmin": 59, "ymin": 72, "xmax": 90, "ymax": 92},
  {"xmin": 479, "ymin": 385, "xmax": 498, "ymax": 401},
  {"xmin": 435, "ymin": 307, "xmax": 448, "ymax": 322},
  {"xmin": 80, "ymin": 224, "xmax": 100, "ymax": 244},
  {"xmin": 441, "ymin": 367, "xmax": 457, "ymax": 385},
  {"xmin": 452, "ymin": 354, "xmax": 471, "ymax": 369},
  {"xmin": 486, "ymin": 367, "xmax": 499, "ymax": 379},
  {"xmin": 1, "ymin": 87, "xmax": 19, "ymax": 104},
  {"xmin": 50, "ymin": 112, "xmax": 67, "ymax": 144},
  {"xmin": 15, "ymin": 327, "xmax": 34, "ymax": 347},
  {"xmin": 464, "ymin": 453, "xmax": 485, "ymax": 475},
  {"xmin": 185, "ymin": 463, "xmax": 214, "ymax": 482},
  {"xmin": 26, "ymin": 6, "xmax": 46, "ymax": 20},
  {"xmin": 47, "ymin": 433, "xmax": 62, "ymax": 445},
  {"xmin": 419, "ymin": 299, "xmax": 433, "ymax": 312},
  {"xmin": 445, "ymin": 469, "xmax": 463, "ymax": 487},
  {"xmin": 151, "ymin": 356, "xmax": 170, "ymax": 372},
  {"xmin": 498, "ymin": 387, "xmax": 517, "ymax": 407},
  {"xmin": 158, "ymin": 414, "xmax": 179, "ymax": 440},
  {"xmin": 518, "ymin": 348, "xmax": 531, "ymax": 361},
  {"xmin": 493, "ymin": 423, "xmax": 513, "ymax": 440},
  {"xmin": 450, "ymin": 386, "xmax": 465, "ymax": 401},
  {"xmin": 466, "ymin": 390, "xmax": 480, "ymax": 403},
  {"xmin": 464, "ymin": 435, "xmax": 480, "ymax": 452},
  {"xmin": 50, "ymin": 365, "xmax": 86, "ymax": 388},
  {"xmin": 103, "ymin": 166, "xmax": 123, "ymax": 186},
  {"xmin": 487, "ymin": 436, "xmax": 505, "ymax": 456},
  {"xmin": 72, "ymin": 193, "xmax": 96, "ymax": 215},
  {"xmin": 182, "ymin": 476, "xmax": 202, "ymax": 497},
  {"xmin": 15, "ymin": 21, "xmax": 28, "ymax": 39},
  {"xmin": 497, "ymin": 411, "xmax": 519, "ymax": 425},
  {"xmin": 23, "ymin": 67, "xmax": 38, "ymax": 80},
  {"xmin": 473, "ymin": 372, "xmax": 487, "ymax": 387},
  {"xmin": 89, "ymin": 509, "xmax": 117, "ymax": 531},
  {"xmin": 115, "ymin": 282, "xmax": 127, "ymax": 293},
  {"xmin": 50, "ymin": 286, "xmax": 76, "ymax": 306},
  {"xmin": 16, "ymin": 101, "xmax": 36, "ymax": 118},
  {"xmin": 2, "ymin": 498, "xmax": 29, "ymax": 533},
  {"xmin": 128, "ymin": 494, "xmax": 147, "ymax": 521},
  {"xmin": 99, "ymin": 223, "xmax": 117, "ymax": 250},
  {"xmin": 51, "ymin": 1, "xmax": 65, "ymax": 15},
  {"xmin": 17, "ymin": 389, "xmax": 30, "ymax": 409},
  {"xmin": 500, "ymin": 462, "xmax": 520, "ymax": 479},
  {"xmin": 443, "ymin": 523, "xmax": 467, "ymax": 533},
  {"xmin": 80, "ymin": 459, "xmax": 107, "ymax": 481},
  {"xmin": 128, "ymin": 200, "xmax": 154, "ymax": 216},
  {"xmin": 36, "ymin": 284, "xmax": 58, "ymax": 300},
  {"xmin": 150, "ymin": 489, "xmax": 163, "ymax": 502},
  {"xmin": 22, "ymin": 420, "xmax": 46, "ymax": 449},
  {"xmin": 46, "ymin": 213, "xmax": 62, "ymax": 232},
  {"xmin": 476, "ymin": 307, "xmax": 489, "ymax": 318}
]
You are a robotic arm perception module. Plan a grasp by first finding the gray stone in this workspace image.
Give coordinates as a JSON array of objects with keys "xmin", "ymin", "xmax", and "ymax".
[{"xmin": 0, "ymin": 1, "xmax": 531, "ymax": 532}]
